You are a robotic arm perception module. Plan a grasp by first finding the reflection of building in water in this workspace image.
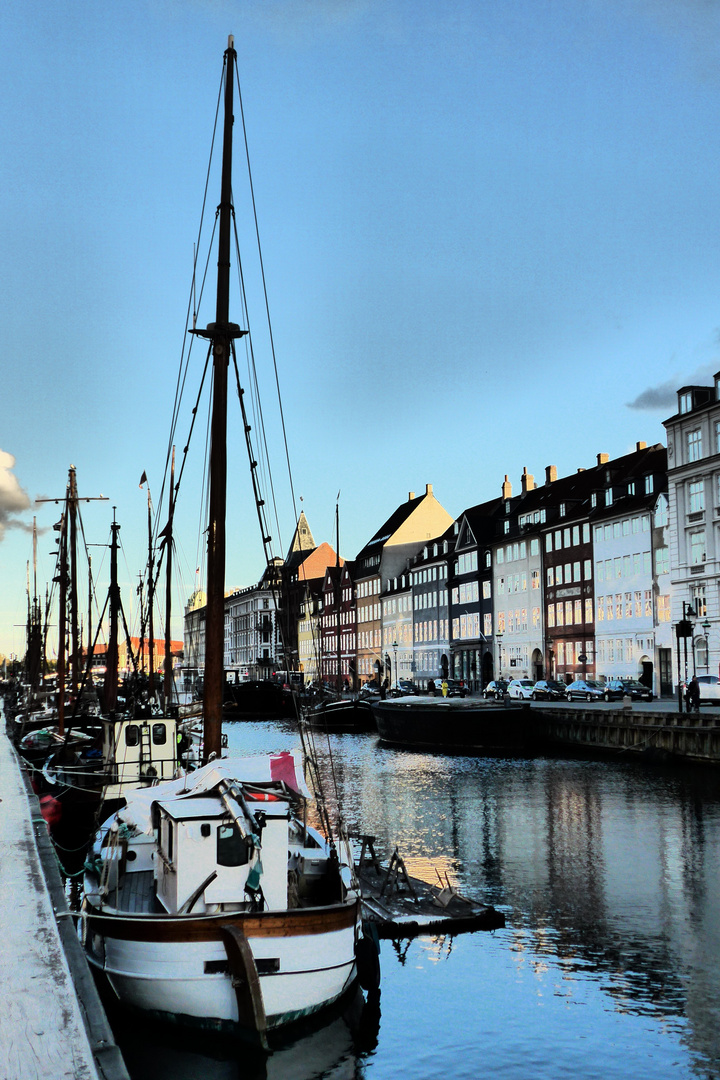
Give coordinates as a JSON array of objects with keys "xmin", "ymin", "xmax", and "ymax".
[{"xmin": 305, "ymin": 732, "xmax": 720, "ymax": 1070}]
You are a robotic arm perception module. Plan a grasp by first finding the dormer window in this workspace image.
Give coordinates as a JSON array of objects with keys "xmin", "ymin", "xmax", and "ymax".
[
  {"xmin": 559, "ymin": 502, "xmax": 566, "ymax": 517},
  {"xmin": 591, "ymin": 493, "xmax": 597, "ymax": 508},
  {"xmin": 644, "ymin": 474, "xmax": 654, "ymax": 494},
  {"xmin": 679, "ymin": 391, "xmax": 692, "ymax": 414},
  {"xmin": 505, "ymin": 501, "xmax": 511, "ymax": 514},
  {"xmin": 504, "ymin": 520, "xmax": 510, "ymax": 534},
  {"xmin": 628, "ymin": 481, "xmax": 635, "ymax": 496},
  {"xmin": 606, "ymin": 488, "xmax": 613, "ymax": 506}
]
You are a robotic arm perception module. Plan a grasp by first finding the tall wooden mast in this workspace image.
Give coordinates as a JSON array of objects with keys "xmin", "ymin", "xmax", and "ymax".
[
  {"xmin": 163, "ymin": 447, "xmax": 175, "ymax": 708},
  {"xmin": 194, "ymin": 37, "xmax": 246, "ymax": 761},
  {"xmin": 103, "ymin": 512, "xmax": 120, "ymax": 714}
]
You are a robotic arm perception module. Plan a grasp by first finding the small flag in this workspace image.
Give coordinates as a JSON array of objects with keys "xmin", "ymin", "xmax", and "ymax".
[{"xmin": 139, "ymin": 471, "xmax": 147, "ymax": 488}]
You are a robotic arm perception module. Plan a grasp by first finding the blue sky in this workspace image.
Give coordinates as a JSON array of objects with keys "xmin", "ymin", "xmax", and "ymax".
[{"xmin": 2, "ymin": 0, "xmax": 720, "ymax": 658}]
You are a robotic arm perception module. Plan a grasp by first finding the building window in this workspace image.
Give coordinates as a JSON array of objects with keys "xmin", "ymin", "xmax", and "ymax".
[
  {"xmin": 715, "ymin": 419, "xmax": 720, "ymax": 454},
  {"xmin": 655, "ymin": 547, "xmax": 669, "ymax": 575},
  {"xmin": 689, "ymin": 480, "xmax": 704, "ymax": 513},
  {"xmin": 693, "ymin": 586, "xmax": 707, "ymax": 617},
  {"xmin": 690, "ymin": 530, "xmax": 706, "ymax": 565},
  {"xmin": 680, "ymin": 391, "xmax": 692, "ymax": 414},
  {"xmin": 687, "ymin": 429, "xmax": 702, "ymax": 462},
  {"xmin": 644, "ymin": 475, "xmax": 654, "ymax": 494}
]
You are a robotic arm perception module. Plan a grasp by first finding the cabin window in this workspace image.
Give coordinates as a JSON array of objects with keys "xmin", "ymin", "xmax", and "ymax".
[
  {"xmin": 217, "ymin": 822, "xmax": 250, "ymax": 867},
  {"xmin": 125, "ymin": 725, "xmax": 140, "ymax": 747},
  {"xmin": 152, "ymin": 723, "xmax": 167, "ymax": 745}
]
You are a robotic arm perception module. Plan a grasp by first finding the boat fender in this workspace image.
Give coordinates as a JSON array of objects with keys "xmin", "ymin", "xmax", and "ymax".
[
  {"xmin": 355, "ymin": 934, "xmax": 381, "ymax": 991},
  {"xmin": 245, "ymin": 792, "xmax": 279, "ymax": 802},
  {"xmin": 39, "ymin": 794, "xmax": 62, "ymax": 828}
]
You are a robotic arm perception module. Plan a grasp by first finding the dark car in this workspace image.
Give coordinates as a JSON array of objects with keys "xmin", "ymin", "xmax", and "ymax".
[
  {"xmin": 532, "ymin": 680, "xmax": 567, "ymax": 701},
  {"xmin": 566, "ymin": 679, "xmax": 604, "ymax": 702},
  {"xmin": 603, "ymin": 679, "xmax": 653, "ymax": 702},
  {"xmin": 434, "ymin": 679, "xmax": 468, "ymax": 697},
  {"xmin": 483, "ymin": 680, "xmax": 509, "ymax": 699}
]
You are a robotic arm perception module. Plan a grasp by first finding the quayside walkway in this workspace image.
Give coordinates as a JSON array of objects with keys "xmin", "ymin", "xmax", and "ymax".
[{"xmin": 0, "ymin": 730, "xmax": 128, "ymax": 1080}]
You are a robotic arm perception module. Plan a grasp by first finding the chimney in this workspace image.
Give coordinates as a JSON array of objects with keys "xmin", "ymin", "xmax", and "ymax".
[
  {"xmin": 636, "ymin": 441, "xmax": 647, "ymax": 451},
  {"xmin": 597, "ymin": 453, "xmax": 609, "ymax": 465},
  {"xmin": 408, "ymin": 491, "xmax": 415, "ymax": 501},
  {"xmin": 425, "ymin": 483, "xmax": 433, "ymax": 496},
  {"xmin": 521, "ymin": 467, "xmax": 535, "ymax": 494},
  {"xmin": 545, "ymin": 465, "xmax": 557, "ymax": 485},
  {"xmin": 502, "ymin": 475, "xmax": 512, "ymax": 499}
]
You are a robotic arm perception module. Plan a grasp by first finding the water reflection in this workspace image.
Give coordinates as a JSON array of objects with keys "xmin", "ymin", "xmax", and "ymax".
[
  {"xmin": 296, "ymin": 731, "xmax": 720, "ymax": 1073},
  {"xmin": 110, "ymin": 986, "xmax": 380, "ymax": 1080}
]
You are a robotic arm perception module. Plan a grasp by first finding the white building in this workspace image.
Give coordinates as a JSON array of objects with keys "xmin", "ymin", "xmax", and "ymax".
[{"xmin": 664, "ymin": 377, "xmax": 720, "ymax": 684}]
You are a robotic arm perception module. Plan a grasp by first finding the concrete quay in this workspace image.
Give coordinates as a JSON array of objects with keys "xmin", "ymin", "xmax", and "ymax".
[
  {"xmin": 533, "ymin": 704, "xmax": 720, "ymax": 763},
  {"xmin": 0, "ymin": 730, "xmax": 129, "ymax": 1080}
]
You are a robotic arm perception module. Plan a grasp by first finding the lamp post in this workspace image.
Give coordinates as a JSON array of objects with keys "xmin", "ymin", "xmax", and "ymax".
[
  {"xmin": 702, "ymin": 618, "xmax": 711, "ymax": 670},
  {"xmin": 393, "ymin": 640, "xmax": 398, "ymax": 690},
  {"xmin": 676, "ymin": 602, "xmax": 696, "ymax": 712},
  {"xmin": 496, "ymin": 633, "xmax": 503, "ymax": 680}
]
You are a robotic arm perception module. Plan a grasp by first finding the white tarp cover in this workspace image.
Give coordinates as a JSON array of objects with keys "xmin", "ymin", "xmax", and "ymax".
[{"xmin": 117, "ymin": 752, "xmax": 310, "ymax": 835}]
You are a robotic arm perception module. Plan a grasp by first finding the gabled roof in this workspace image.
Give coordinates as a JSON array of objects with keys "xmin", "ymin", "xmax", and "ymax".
[{"xmin": 296, "ymin": 542, "xmax": 342, "ymax": 583}]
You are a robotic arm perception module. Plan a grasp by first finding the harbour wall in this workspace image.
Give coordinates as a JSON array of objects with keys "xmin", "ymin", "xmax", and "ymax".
[{"xmin": 532, "ymin": 707, "xmax": 720, "ymax": 764}]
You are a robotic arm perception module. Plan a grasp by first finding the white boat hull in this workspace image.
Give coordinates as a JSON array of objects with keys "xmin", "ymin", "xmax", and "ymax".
[{"xmin": 84, "ymin": 904, "xmax": 360, "ymax": 1032}]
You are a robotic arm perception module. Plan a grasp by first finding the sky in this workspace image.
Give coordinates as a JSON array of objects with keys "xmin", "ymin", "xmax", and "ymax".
[{"xmin": 2, "ymin": 0, "xmax": 720, "ymax": 659}]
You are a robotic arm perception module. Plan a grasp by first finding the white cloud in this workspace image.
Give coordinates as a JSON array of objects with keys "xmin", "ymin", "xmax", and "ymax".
[{"xmin": 0, "ymin": 451, "xmax": 31, "ymax": 540}]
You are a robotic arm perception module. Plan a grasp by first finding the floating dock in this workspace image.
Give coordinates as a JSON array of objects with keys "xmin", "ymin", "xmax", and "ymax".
[
  {"xmin": 354, "ymin": 840, "xmax": 505, "ymax": 938},
  {"xmin": 0, "ymin": 730, "xmax": 128, "ymax": 1080}
]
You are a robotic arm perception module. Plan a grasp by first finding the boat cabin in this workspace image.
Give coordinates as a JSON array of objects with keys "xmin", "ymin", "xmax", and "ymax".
[
  {"xmin": 153, "ymin": 792, "xmax": 290, "ymax": 914},
  {"xmin": 101, "ymin": 716, "xmax": 180, "ymax": 797}
]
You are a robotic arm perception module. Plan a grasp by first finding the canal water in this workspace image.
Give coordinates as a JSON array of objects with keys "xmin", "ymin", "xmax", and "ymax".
[{"xmin": 108, "ymin": 720, "xmax": 720, "ymax": 1079}]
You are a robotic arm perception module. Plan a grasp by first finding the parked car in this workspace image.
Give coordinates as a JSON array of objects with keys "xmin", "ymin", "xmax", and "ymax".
[
  {"xmin": 602, "ymin": 679, "xmax": 653, "ymax": 702},
  {"xmin": 441, "ymin": 679, "xmax": 468, "ymax": 697},
  {"xmin": 483, "ymin": 680, "xmax": 509, "ymax": 699},
  {"xmin": 359, "ymin": 684, "xmax": 381, "ymax": 701},
  {"xmin": 696, "ymin": 675, "xmax": 720, "ymax": 703},
  {"xmin": 391, "ymin": 680, "xmax": 418, "ymax": 697},
  {"xmin": 507, "ymin": 679, "xmax": 535, "ymax": 700},
  {"xmin": 532, "ymin": 679, "xmax": 567, "ymax": 701},
  {"xmin": 566, "ymin": 679, "xmax": 605, "ymax": 702}
]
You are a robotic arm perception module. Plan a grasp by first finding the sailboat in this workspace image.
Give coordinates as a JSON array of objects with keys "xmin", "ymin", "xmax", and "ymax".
[{"xmin": 80, "ymin": 37, "xmax": 375, "ymax": 1044}]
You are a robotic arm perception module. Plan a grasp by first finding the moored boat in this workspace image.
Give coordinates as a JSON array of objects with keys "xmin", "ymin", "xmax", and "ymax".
[
  {"xmin": 79, "ymin": 35, "xmax": 378, "ymax": 1043},
  {"xmin": 372, "ymin": 694, "xmax": 531, "ymax": 753},
  {"xmin": 81, "ymin": 757, "xmax": 364, "ymax": 1043}
]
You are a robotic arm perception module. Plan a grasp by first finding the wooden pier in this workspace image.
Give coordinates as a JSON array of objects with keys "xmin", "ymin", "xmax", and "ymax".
[{"xmin": 0, "ymin": 730, "xmax": 128, "ymax": 1080}]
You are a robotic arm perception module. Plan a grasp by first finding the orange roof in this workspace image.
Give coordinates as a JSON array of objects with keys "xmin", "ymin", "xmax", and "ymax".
[{"xmin": 297, "ymin": 542, "xmax": 343, "ymax": 582}]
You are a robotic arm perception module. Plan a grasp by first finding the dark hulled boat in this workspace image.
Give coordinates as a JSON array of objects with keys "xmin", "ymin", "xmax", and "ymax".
[{"xmin": 372, "ymin": 695, "xmax": 530, "ymax": 754}]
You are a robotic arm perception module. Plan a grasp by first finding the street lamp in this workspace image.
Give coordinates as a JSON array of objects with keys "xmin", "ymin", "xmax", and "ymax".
[
  {"xmin": 702, "ymin": 618, "xmax": 711, "ymax": 670},
  {"xmin": 393, "ymin": 640, "xmax": 398, "ymax": 689},
  {"xmin": 496, "ymin": 633, "xmax": 503, "ymax": 680},
  {"xmin": 676, "ymin": 602, "xmax": 696, "ymax": 712}
]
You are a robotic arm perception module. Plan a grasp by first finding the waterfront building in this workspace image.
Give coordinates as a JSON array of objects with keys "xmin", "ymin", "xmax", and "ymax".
[
  {"xmin": 407, "ymin": 538, "xmax": 451, "ymax": 689},
  {"xmin": 225, "ymin": 560, "xmax": 283, "ymax": 679},
  {"xmin": 320, "ymin": 562, "xmax": 356, "ymax": 690},
  {"xmin": 381, "ymin": 571, "xmax": 414, "ymax": 687},
  {"xmin": 589, "ymin": 444, "xmax": 668, "ymax": 694},
  {"xmin": 664, "ymin": 376, "xmax": 720, "ymax": 683},
  {"xmin": 353, "ymin": 485, "xmax": 453, "ymax": 685},
  {"xmin": 492, "ymin": 470, "xmax": 546, "ymax": 683}
]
